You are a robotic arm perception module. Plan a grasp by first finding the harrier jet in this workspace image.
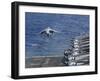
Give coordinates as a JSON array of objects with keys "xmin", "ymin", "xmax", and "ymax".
[{"xmin": 40, "ymin": 27, "xmax": 58, "ymax": 37}]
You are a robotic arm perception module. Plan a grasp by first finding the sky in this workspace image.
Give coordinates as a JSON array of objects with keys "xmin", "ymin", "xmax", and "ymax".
[{"xmin": 25, "ymin": 12, "xmax": 89, "ymax": 57}]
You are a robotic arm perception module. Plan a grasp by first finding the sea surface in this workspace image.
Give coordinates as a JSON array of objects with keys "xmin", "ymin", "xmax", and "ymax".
[{"xmin": 25, "ymin": 12, "xmax": 89, "ymax": 58}]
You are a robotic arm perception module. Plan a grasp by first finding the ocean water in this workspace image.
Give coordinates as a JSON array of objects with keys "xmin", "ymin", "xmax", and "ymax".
[{"xmin": 25, "ymin": 12, "xmax": 89, "ymax": 58}]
